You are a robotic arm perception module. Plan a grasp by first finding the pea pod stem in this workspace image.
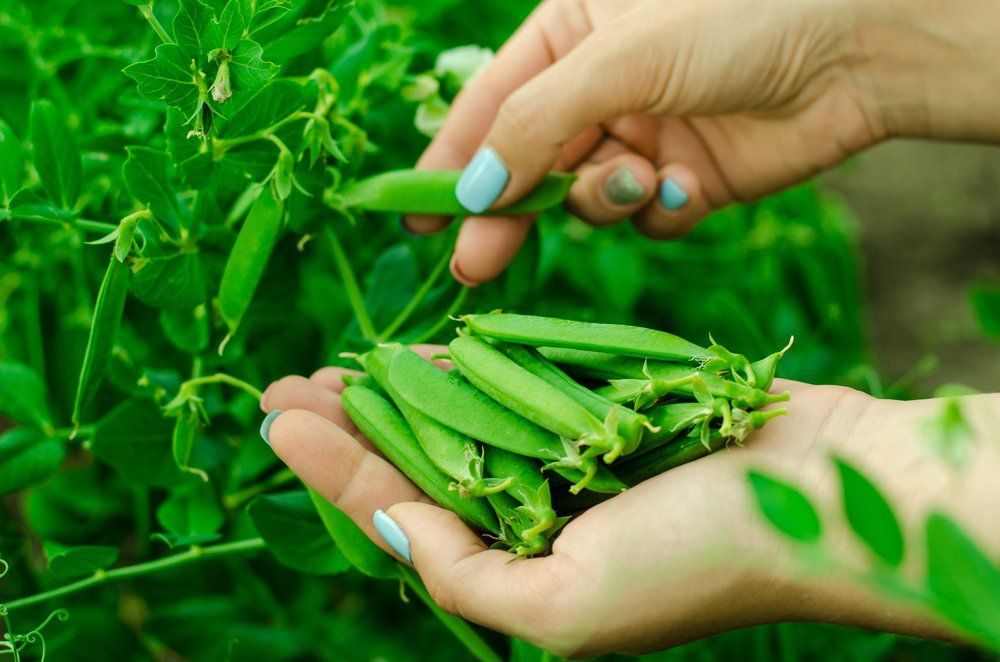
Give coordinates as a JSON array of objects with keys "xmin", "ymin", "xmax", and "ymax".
[
  {"xmin": 377, "ymin": 247, "xmax": 452, "ymax": 342},
  {"xmin": 325, "ymin": 224, "xmax": 377, "ymax": 343}
]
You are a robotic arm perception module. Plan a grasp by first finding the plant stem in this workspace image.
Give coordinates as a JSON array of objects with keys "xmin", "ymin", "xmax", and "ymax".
[
  {"xmin": 399, "ymin": 566, "xmax": 501, "ymax": 662},
  {"xmin": 138, "ymin": 4, "xmax": 173, "ymax": 45},
  {"xmin": 223, "ymin": 468, "xmax": 298, "ymax": 510},
  {"xmin": 3, "ymin": 538, "xmax": 266, "ymax": 612},
  {"xmin": 182, "ymin": 373, "xmax": 263, "ymax": 401},
  {"xmin": 324, "ymin": 225, "xmax": 377, "ymax": 343},
  {"xmin": 9, "ymin": 213, "xmax": 118, "ymax": 234},
  {"xmin": 410, "ymin": 286, "xmax": 469, "ymax": 345},
  {"xmin": 378, "ymin": 248, "xmax": 451, "ymax": 342}
]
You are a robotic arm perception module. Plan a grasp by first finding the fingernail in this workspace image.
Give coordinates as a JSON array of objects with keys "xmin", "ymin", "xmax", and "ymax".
[
  {"xmin": 659, "ymin": 178, "xmax": 689, "ymax": 211},
  {"xmin": 455, "ymin": 148, "xmax": 509, "ymax": 214},
  {"xmin": 605, "ymin": 167, "xmax": 645, "ymax": 205},
  {"xmin": 373, "ymin": 509, "xmax": 412, "ymax": 562},
  {"xmin": 260, "ymin": 410, "xmax": 283, "ymax": 445},
  {"xmin": 449, "ymin": 253, "xmax": 479, "ymax": 287}
]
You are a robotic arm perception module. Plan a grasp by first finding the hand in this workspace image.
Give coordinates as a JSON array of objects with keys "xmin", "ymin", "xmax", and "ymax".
[
  {"xmin": 410, "ymin": 0, "xmax": 1000, "ymax": 285},
  {"xmin": 259, "ymin": 354, "xmax": 996, "ymax": 655}
]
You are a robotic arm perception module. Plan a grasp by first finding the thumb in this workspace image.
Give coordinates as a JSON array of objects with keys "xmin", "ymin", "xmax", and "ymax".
[
  {"xmin": 455, "ymin": 15, "xmax": 661, "ymax": 213},
  {"xmin": 377, "ymin": 501, "xmax": 575, "ymax": 641}
]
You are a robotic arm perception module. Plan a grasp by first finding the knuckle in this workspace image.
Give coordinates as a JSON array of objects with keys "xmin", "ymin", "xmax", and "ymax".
[{"xmin": 495, "ymin": 90, "xmax": 547, "ymax": 143}]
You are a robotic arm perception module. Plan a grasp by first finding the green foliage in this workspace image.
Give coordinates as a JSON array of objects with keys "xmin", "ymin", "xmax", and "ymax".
[
  {"xmin": 834, "ymin": 457, "xmax": 905, "ymax": 567},
  {"xmin": 747, "ymin": 471, "xmax": 822, "ymax": 543}
]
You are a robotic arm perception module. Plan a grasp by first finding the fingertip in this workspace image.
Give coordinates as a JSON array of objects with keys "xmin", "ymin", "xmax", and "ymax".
[
  {"xmin": 450, "ymin": 252, "xmax": 480, "ymax": 287},
  {"xmin": 452, "ymin": 215, "xmax": 533, "ymax": 285},
  {"xmin": 403, "ymin": 214, "xmax": 451, "ymax": 235},
  {"xmin": 633, "ymin": 164, "xmax": 710, "ymax": 239},
  {"xmin": 566, "ymin": 153, "xmax": 657, "ymax": 226}
]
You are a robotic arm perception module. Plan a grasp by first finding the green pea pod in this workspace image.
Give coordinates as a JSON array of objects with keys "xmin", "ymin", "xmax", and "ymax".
[
  {"xmin": 463, "ymin": 313, "xmax": 714, "ymax": 363},
  {"xmin": 492, "ymin": 342, "xmax": 651, "ymax": 462},
  {"xmin": 450, "ymin": 336, "xmax": 604, "ymax": 441},
  {"xmin": 538, "ymin": 346, "xmax": 638, "ymax": 381},
  {"xmin": 341, "ymin": 385, "xmax": 500, "ymax": 535},
  {"xmin": 638, "ymin": 402, "xmax": 715, "ymax": 455},
  {"xmin": 342, "ymin": 170, "xmax": 575, "ymax": 216},
  {"xmin": 341, "ymin": 373, "xmax": 382, "ymax": 392},
  {"xmin": 218, "ymin": 187, "xmax": 283, "ymax": 337},
  {"xmin": 359, "ymin": 346, "xmax": 514, "ymax": 499},
  {"xmin": 71, "ymin": 252, "xmax": 129, "ymax": 428},
  {"xmin": 749, "ymin": 338, "xmax": 794, "ymax": 392}
]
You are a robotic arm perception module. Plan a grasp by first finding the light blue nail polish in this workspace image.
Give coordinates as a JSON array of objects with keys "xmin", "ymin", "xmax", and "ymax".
[
  {"xmin": 260, "ymin": 410, "xmax": 283, "ymax": 445},
  {"xmin": 659, "ymin": 178, "xmax": 689, "ymax": 211},
  {"xmin": 374, "ymin": 509, "xmax": 412, "ymax": 562},
  {"xmin": 455, "ymin": 148, "xmax": 509, "ymax": 214}
]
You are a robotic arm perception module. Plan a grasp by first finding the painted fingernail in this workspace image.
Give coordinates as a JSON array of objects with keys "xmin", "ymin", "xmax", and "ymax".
[
  {"xmin": 455, "ymin": 148, "xmax": 509, "ymax": 214},
  {"xmin": 260, "ymin": 410, "xmax": 283, "ymax": 445},
  {"xmin": 659, "ymin": 178, "xmax": 689, "ymax": 211},
  {"xmin": 449, "ymin": 253, "xmax": 479, "ymax": 287},
  {"xmin": 374, "ymin": 509, "xmax": 412, "ymax": 562},
  {"xmin": 605, "ymin": 167, "xmax": 645, "ymax": 205}
]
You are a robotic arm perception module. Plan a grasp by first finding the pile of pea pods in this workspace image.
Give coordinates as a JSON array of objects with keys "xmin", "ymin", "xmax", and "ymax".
[{"xmin": 343, "ymin": 313, "xmax": 792, "ymax": 557}]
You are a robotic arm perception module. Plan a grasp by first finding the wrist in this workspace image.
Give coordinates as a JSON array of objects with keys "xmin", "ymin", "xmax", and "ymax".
[{"xmin": 845, "ymin": 0, "xmax": 1000, "ymax": 142}]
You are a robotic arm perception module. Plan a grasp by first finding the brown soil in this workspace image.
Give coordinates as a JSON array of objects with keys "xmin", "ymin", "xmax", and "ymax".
[{"xmin": 822, "ymin": 139, "xmax": 1000, "ymax": 394}]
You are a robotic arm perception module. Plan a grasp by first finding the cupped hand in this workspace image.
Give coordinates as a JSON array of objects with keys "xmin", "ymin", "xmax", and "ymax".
[
  {"xmin": 259, "ymin": 349, "xmax": 879, "ymax": 656},
  {"xmin": 412, "ymin": 0, "xmax": 887, "ymax": 285}
]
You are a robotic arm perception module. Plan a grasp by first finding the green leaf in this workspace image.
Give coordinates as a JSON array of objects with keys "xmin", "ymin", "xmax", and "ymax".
[
  {"xmin": 45, "ymin": 543, "xmax": 119, "ymax": 581},
  {"xmin": 835, "ymin": 457, "xmax": 904, "ymax": 566},
  {"xmin": 160, "ymin": 305, "xmax": 210, "ymax": 354},
  {"xmin": 218, "ymin": 187, "xmax": 283, "ymax": 335},
  {"xmin": 0, "ymin": 119, "xmax": 24, "ymax": 204},
  {"xmin": 225, "ymin": 40, "xmax": 279, "ymax": 101},
  {"xmin": 131, "ymin": 251, "xmax": 205, "ymax": 311},
  {"xmin": 172, "ymin": 0, "xmax": 212, "ymax": 66},
  {"xmin": 72, "ymin": 255, "xmax": 130, "ymax": 427},
  {"xmin": 214, "ymin": 79, "xmax": 307, "ymax": 138},
  {"xmin": 157, "ymin": 481, "xmax": 224, "ymax": 536},
  {"xmin": 747, "ymin": 471, "xmax": 822, "ymax": 542},
  {"xmin": 0, "ymin": 428, "xmax": 65, "ymax": 495},
  {"xmin": 364, "ymin": 244, "xmax": 418, "ymax": 331},
  {"xmin": 260, "ymin": 0, "xmax": 350, "ymax": 63},
  {"xmin": 0, "ymin": 361, "xmax": 51, "ymax": 429},
  {"xmin": 249, "ymin": 0, "xmax": 292, "ymax": 34},
  {"xmin": 29, "ymin": 100, "xmax": 82, "ymax": 210},
  {"xmin": 209, "ymin": 0, "xmax": 253, "ymax": 51},
  {"xmin": 308, "ymin": 489, "xmax": 396, "ymax": 579},
  {"xmin": 926, "ymin": 512, "xmax": 1000, "ymax": 647},
  {"xmin": 124, "ymin": 43, "xmax": 206, "ymax": 120},
  {"xmin": 248, "ymin": 491, "xmax": 350, "ymax": 575},
  {"xmin": 969, "ymin": 284, "xmax": 1000, "ymax": 341},
  {"xmin": 91, "ymin": 399, "xmax": 185, "ymax": 487},
  {"xmin": 123, "ymin": 147, "xmax": 187, "ymax": 230}
]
